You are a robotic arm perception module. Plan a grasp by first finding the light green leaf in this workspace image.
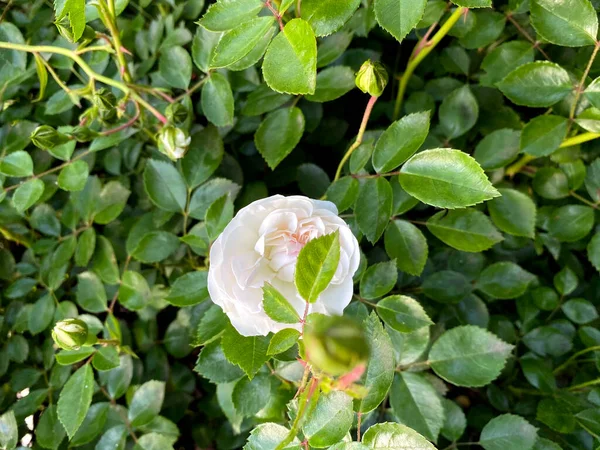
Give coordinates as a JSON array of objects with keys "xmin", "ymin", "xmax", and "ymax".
[
  {"xmin": 0, "ymin": 150, "xmax": 33, "ymax": 177},
  {"xmin": 56, "ymin": 0, "xmax": 85, "ymax": 41},
  {"xmin": 520, "ymin": 115, "xmax": 568, "ymax": 157},
  {"xmin": 143, "ymin": 159, "xmax": 187, "ymax": 212},
  {"xmin": 244, "ymin": 423, "xmax": 300, "ymax": 450},
  {"xmin": 0, "ymin": 410, "xmax": 17, "ymax": 450},
  {"xmin": 159, "ymin": 46, "xmax": 192, "ymax": 89},
  {"xmin": 377, "ymin": 295, "xmax": 433, "ymax": 333},
  {"xmin": 200, "ymin": 0, "xmax": 264, "ymax": 31},
  {"xmin": 373, "ymin": 112, "xmax": 430, "ymax": 173},
  {"xmin": 362, "ymin": 422, "xmax": 436, "ymax": 450},
  {"xmin": 255, "ymin": 107, "xmax": 305, "ymax": 169},
  {"xmin": 92, "ymin": 346, "xmax": 120, "ymax": 371},
  {"xmin": 166, "ymin": 271, "xmax": 209, "ymax": 306},
  {"xmin": 202, "ymin": 72, "xmax": 235, "ymax": 126},
  {"xmin": 399, "ymin": 148, "xmax": 500, "ymax": 209},
  {"xmin": 480, "ymin": 414, "xmax": 538, "ymax": 450},
  {"xmin": 295, "ymin": 230, "xmax": 340, "ymax": 303},
  {"xmin": 373, "ymin": 0, "xmax": 427, "ymax": 42},
  {"xmin": 356, "ymin": 177, "xmax": 393, "ymax": 244},
  {"xmin": 302, "ymin": 0, "xmax": 361, "ymax": 36},
  {"xmin": 263, "ymin": 19, "xmax": 317, "ymax": 95},
  {"xmin": 263, "ymin": 283, "xmax": 300, "ymax": 324},
  {"xmin": 57, "ymin": 364, "xmax": 94, "ymax": 439},
  {"xmin": 303, "ymin": 391, "xmax": 353, "ymax": 447},
  {"xmin": 384, "ymin": 219, "xmax": 428, "ymax": 276},
  {"xmin": 211, "ymin": 17, "xmax": 275, "ymax": 68},
  {"xmin": 426, "ymin": 209, "xmax": 503, "ymax": 252},
  {"xmin": 192, "ymin": 25, "xmax": 222, "ymax": 73},
  {"xmin": 429, "ymin": 325, "xmax": 514, "ymax": 387},
  {"xmin": 118, "ymin": 270, "xmax": 151, "ymax": 311},
  {"xmin": 267, "ymin": 328, "xmax": 300, "ymax": 355},
  {"xmin": 531, "ymin": 0, "xmax": 598, "ymax": 47},
  {"xmin": 76, "ymin": 271, "xmax": 108, "ymax": 313},
  {"xmin": 221, "ymin": 325, "xmax": 270, "ymax": 379},
  {"xmin": 488, "ymin": 188, "xmax": 536, "ymax": 238},
  {"xmin": 451, "ymin": 0, "xmax": 491, "ymax": 7},
  {"xmin": 57, "ymin": 160, "xmax": 89, "ymax": 192},
  {"xmin": 128, "ymin": 380, "xmax": 165, "ymax": 427},
  {"xmin": 497, "ymin": 62, "xmax": 572, "ymax": 107},
  {"xmin": 205, "ymin": 194, "xmax": 234, "ymax": 241},
  {"xmin": 12, "ymin": 178, "xmax": 45, "ymax": 212},
  {"xmin": 232, "ymin": 373, "xmax": 271, "ymax": 417}
]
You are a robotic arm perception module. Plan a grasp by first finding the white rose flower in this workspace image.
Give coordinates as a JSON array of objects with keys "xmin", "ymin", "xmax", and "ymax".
[
  {"xmin": 157, "ymin": 126, "xmax": 191, "ymax": 160},
  {"xmin": 208, "ymin": 195, "xmax": 361, "ymax": 336}
]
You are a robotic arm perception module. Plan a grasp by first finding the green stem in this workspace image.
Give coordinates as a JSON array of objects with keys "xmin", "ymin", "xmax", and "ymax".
[
  {"xmin": 554, "ymin": 345, "xmax": 600, "ymax": 374},
  {"xmin": 393, "ymin": 6, "xmax": 466, "ymax": 120},
  {"xmin": 570, "ymin": 41, "xmax": 600, "ymax": 121},
  {"xmin": 333, "ymin": 95, "xmax": 378, "ymax": 182},
  {"xmin": 568, "ymin": 377, "xmax": 600, "ymax": 391},
  {"xmin": 276, "ymin": 377, "xmax": 319, "ymax": 450},
  {"xmin": 570, "ymin": 191, "xmax": 598, "ymax": 209},
  {"xmin": 0, "ymin": 41, "xmax": 168, "ymax": 124},
  {"xmin": 105, "ymin": 0, "xmax": 133, "ymax": 83}
]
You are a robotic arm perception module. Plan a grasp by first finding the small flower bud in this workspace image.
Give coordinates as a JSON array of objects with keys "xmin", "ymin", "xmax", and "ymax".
[
  {"xmin": 304, "ymin": 314, "xmax": 370, "ymax": 377},
  {"xmin": 30, "ymin": 125, "xmax": 71, "ymax": 150},
  {"xmin": 55, "ymin": 17, "xmax": 74, "ymax": 43},
  {"xmin": 157, "ymin": 126, "xmax": 191, "ymax": 161},
  {"xmin": 67, "ymin": 126, "xmax": 99, "ymax": 142},
  {"xmin": 166, "ymin": 103, "xmax": 189, "ymax": 126},
  {"xmin": 93, "ymin": 88, "xmax": 118, "ymax": 124},
  {"xmin": 52, "ymin": 319, "xmax": 89, "ymax": 350},
  {"xmin": 355, "ymin": 60, "xmax": 388, "ymax": 97}
]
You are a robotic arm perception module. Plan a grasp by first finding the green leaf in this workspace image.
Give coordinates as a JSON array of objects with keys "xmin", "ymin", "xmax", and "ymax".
[
  {"xmin": 189, "ymin": 178, "xmax": 240, "ymax": 219},
  {"xmin": 159, "ymin": 46, "xmax": 192, "ymax": 89},
  {"xmin": 355, "ymin": 313, "xmax": 394, "ymax": 414},
  {"xmin": 429, "ymin": 325, "xmax": 513, "ymax": 387},
  {"xmin": 28, "ymin": 294, "xmax": 55, "ymax": 335},
  {"xmin": 441, "ymin": 399, "xmax": 467, "ymax": 442},
  {"xmin": 372, "ymin": 112, "xmax": 430, "ymax": 173},
  {"xmin": 423, "ymin": 270, "xmax": 471, "ymax": 304},
  {"xmin": 221, "ymin": 326, "xmax": 270, "ymax": 379},
  {"xmin": 326, "ymin": 177, "xmax": 359, "ymax": 213},
  {"xmin": 488, "ymin": 188, "xmax": 536, "ymax": 238},
  {"xmin": 480, "ymin": 414, "xmax": 538, "ymax": 450},
  {"xmin": 497, "ymin": 62, "xmax": 572, "ymax": 107},
  {"xmin": 205, "ymin": 194, "xmax": 234, "ymax": 241},
  {"xmin": 373, "ymin": 0, "xmax": 427, "ymax": 42},
  {"xmin": 305, "ymin": 66, "xmax": 356, "ymax": 103},
  {"xmin": 427, "ymin": 209, "xmax": 503, "ymax": 253},
  {"xmin": 532, "ymin": 167, "xmax": 570, "ymax": 199},
  {"xmin": 36, "ymin": 404, "xmax": 65, "ymax": 450},
  {"xmin": 317, "ymin": 32, "xmax": 353, "ymax": 68},
  {"xmin": 263, "ymin": 283, "xmax": 300, "ymax": 324},
  {"xmin": 0, "ymin": 150, "xmax": 33, "ymax": 177},
  {"xmin": 131, "ymin": 231, "xmax": 179, "ymax": 263},
  {"xmin": 202, "ymin": 72, "xmax": 235, "ymax": 126},
  {"xmin": 12, "ymin": 178, "xmax": 45, "ymax": 212},
  {"xmin": 101, "ymin": 355, "xmax": 133, "ymax": 399},
  {"xmin": 263, "ymin": 19, "xmax": 317, "ymax": 95},
  {"xmin": 481, "ymin": 41, "xmax": 535, "ymax": 86},
  {"xmin": 181, "ymin": 126, "xmax": 224, "ymax": 188},
  {"xmin": 57, "ymin": 160, "xmax": 89, "ymax": 192},
  {"xmin": 521, "ymin": 115, "xmax": 568, "ymax": 157},
  {"xmin": 376, "ymin": 295, "xmax": 433, "ymax": 333},
  {"xmin": 384, "ymin": 219, "xmax": 428, "ymax": 275},
  {"xmin": 57, "ymin": 364, "xmax": 94, "ymax": 439},
  {"xmin": 474, "ymin": 128, "xmax": 521, "ymax": 170},
  {"xmin": 56, "ymin": 0, "xmax": 85, "ymax": 41},
  {"xmin": 92, "ymin": 346, "xmax": 120, "ymax": 371},
  {"xmin": 399, "ymin": 148, "xmax": 500, "ymax": 209},
  {"xmin": 303, "ymin": 391, "xmax": 353, "ymax": 447},
  {"xmin": 232, "ymin": 373, "xmax": 271, "ymax": 417},
  {"xmin": 70, "ymin": 402, "xmax": 110, "ymax": 446},
  {"xmin": 56, "ymin": 347, "xmax": 96, "ymax": 366},
  {"xmin": 459, "ymin": 10, "xmax": 506, "ymax": 49},
  {"xmin": 195, "ymin": 304, "xmax": 228, "ymax": 346},
  {"xmin": 356, "ymin": 177, "xmax": 393, "ymax": 244},
  {"xmin": 390, "ymin": 372, "xmax": 444, "ymax": 441},
  {"xmin": 302, "ymin": 0, "xmax": 361, "ymax": 36},
  {"xmin": 439, "ymin": 85, "xmax": 479, "ymax": 139},
  {"xmin": 200, "ymin": 0, "xmax": 264, "ymax": 31},
  {"xmin": 128, "ymin": 380, "xmax": 165, "ymax": 427},
  {"xmin": 362, "ymin": 422, "xmax": 436, "ymax": 450},
  {"xmin": 192, "ymin": 25, "xmax": 222, "ymax": 73},
  {"xmin": 562, "ymin": 298, "xmax": 598, "ymax": 324},
  {"xmin": 76, "ymin": 271, "xmax": 108, "ymax": 313},
  {"xmin": 93, "ymin": 181, "xmax": 130, "ymax": 225},
  {"xmin": 242, "ymin": 83, "xmax": 292, "ymax": 116},
  {"xmin": 477, "ymin": 262, "xmax": 535, "ymax": 299},
  {"xmin": 588, "ymin": 232, "xmax": 600, "ymax": 272},
  {"xmin": 295, "ymin": 231, "xmax": 340, "ymax": 303},
  {"xmin": 118, "ymin": 270, "xmax": 151, "ymax": 311},
  {"xmin": 0, "ymin": 410, "xmax": 18, "ymax": 450},
  {"xmin": 451, "ymin": 0, "xmax": 491, "ymax": 7},
  {"xmin": 195, "ymin": 340, "xmax": 245, "ymax": 383},
  {"xmin": 548, "ymin": 204, "xmax": 595, "ymax": 242},
  {"xmin": 255, "ymin": 107, "xmax": 305, "ymax": 169},
  {"xmin": 211, "ymin": 17, "xmax": 275, "ymax": 68},
  {"xmin": 554, "ymin": 265, "xmax": 578, "ymax": 296},
  {"xmin": 267, "ymin": 328, "xmax": 300, "ymax": 355},
  {"xmin": 359, "ymin": 260, "xmax": 398, "ymax": 300},
  {"xmin": 143, "ymin": 159, "xmax": 187, "ymax": 212},
  {"xmin": 166, "ymin": 271, "xmax": 209, "ymax": 306},
  {"xmin": 244, "ymin": 423, "xmax": 300, "ymax": 450},
  {"xmin": 531, "ymin": 0, "xmax": 598, "ymax": 47},
  {"xmin": 133, "ymin": 432, "xmax": 175, "ymax": 450}
]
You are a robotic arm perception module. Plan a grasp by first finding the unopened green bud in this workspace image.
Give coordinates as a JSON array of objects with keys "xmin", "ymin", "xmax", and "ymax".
[
  {"xmin": 93, "ymin": 88, "xmax": 118, "ymax": 124},
  {"xmin": 157, "ymin": 126, "xmax": 191, "ymax": 161},
  {"xmin": 30, "ymin": 125, "xmax": 71, "ymax": 150},
  {"xmin": 67, "ymin": 126, "xmax": 99, "ymax": 142},
  {"xmin": 304, "ymin": 314, "xmax": 369, "ymax": 377},
  {"xmin": 52, "ymin": 319, "xmax": 89, "ymax": 350},
  {"xmin": 355, "ymin": 60, "xmax": 388, "ymax": 97},
  {"xmin": 55, "ymin": 17, "xmax": 74, "ymax": 43},
  {"xmin": 166, "ymin": 103, "xmax": 189, "ymax": 126}
]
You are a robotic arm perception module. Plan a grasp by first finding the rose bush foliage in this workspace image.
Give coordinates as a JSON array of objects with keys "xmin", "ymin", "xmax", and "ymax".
[{"xmin": 1, "ymin": 0, "xmax": 600, "ymax": 449}]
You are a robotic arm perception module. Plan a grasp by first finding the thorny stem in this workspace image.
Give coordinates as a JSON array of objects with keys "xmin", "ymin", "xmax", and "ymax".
[
  {"xmin": 0, "ymin": 41, "xmax": 168, "ymax": 124},
  {"xmin": 333, "ymin": 96, "xmax": 378, "ymax": 182},
  {"xmin": 554, "ymin": 345, "xmax": 600, "ymax": 374},
  {"xmin": 275, "ymin": 377, "xmax": 319, "ymax": 450},
  {"xmin": 265, "ymin": 0, "xmax": 285, "ymax": 31},
  {"xmin": 393, "ymin": 6, "xmax": 466, "ymax": 120},
  {"xmin": 99, "ymin": 0, "xmax": 132, "ymax": 82}
]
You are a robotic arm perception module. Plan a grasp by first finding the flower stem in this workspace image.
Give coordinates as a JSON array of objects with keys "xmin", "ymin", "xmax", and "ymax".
[
  {"xmin": 275, "ymin": 377, "xmax": 319, "ymax": 450},
  {"xmin": 568, "ymin": 377, "xmax": 600, "ymax": 391},
  {"xmin": 393, "ymin": 6, "xmax": 466, "ymax": 120},
  {"xmin": 333, "ymin": 95, "xmax": 378, "ymax": 182},
  {"xmin": 554, "ymin": 345, "xmax": 600, "ymax": 374}
]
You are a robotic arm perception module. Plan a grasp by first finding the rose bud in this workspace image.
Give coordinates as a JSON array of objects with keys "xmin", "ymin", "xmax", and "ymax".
[
  {"xmin": 157, "ymin": 126, "xmax": 191, "ymax": 161},
  {"xmin": 55, "ymin": 17, "xmax": 74, "ymax": 43},
  {"xmin": 166, "ymin": 103, "xmax": 189, "ymax": 126},
  {"xmin": 355, "ymin": 60, "xmax": 388, "ymax": 97},
  {"xmin": 51, "ymin": 319, "xmax": 90, "ymax": 350},
  {"xmin": 303, "ymin": 314, "xmax": 370, "ymax": 377},
  {"xmin": 93, "ymin": 88, "xmax": 118, "ymax": 124},
  {"xmin": 67, "ymin": 126, "xmax": 99, "ymax": 142},
  {"xmin": 31, "ymin": 125, "xmax": 71, "ymax": 150}
]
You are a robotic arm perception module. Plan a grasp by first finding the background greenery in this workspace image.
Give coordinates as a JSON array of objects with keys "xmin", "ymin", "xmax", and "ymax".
[{"xmin": 2, "ymin": 0, "xmax": 600, "ymax": 449}]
